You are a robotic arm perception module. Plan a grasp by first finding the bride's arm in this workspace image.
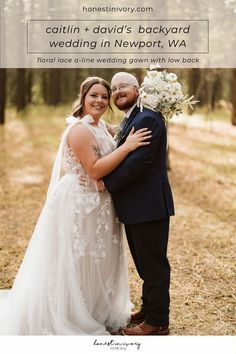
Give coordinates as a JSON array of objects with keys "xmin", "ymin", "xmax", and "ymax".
[{"xmin": 67, "ymin": 124, "xmax": 151, "ymax": 180}]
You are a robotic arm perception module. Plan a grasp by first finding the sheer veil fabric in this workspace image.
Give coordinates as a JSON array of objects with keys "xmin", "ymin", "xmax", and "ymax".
[{"xmin": 0, "ymin": 115, "xmax": 132, "ymax": 335}]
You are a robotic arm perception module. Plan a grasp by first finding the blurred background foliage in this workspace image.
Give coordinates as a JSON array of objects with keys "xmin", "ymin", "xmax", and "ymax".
[{"xmin": 0, "ymin": 68, "xmax": 236, "ymax": 125}]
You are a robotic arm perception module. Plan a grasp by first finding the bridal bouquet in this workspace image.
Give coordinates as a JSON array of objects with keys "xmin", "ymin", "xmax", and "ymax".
[{"xmin": 138, "ymin": 65, "xmax": 198, "ymax": 120}]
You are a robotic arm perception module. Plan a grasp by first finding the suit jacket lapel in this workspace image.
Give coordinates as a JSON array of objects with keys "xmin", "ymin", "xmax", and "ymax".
[{"xmin": 122, "ymin": 105, "xmax": 140, "ymax": 137}]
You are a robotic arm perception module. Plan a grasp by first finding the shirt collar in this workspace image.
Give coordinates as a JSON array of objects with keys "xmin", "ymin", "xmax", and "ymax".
[{"xmin": 124, "ymin": 103, "xmax": 137, "ymax": 118}]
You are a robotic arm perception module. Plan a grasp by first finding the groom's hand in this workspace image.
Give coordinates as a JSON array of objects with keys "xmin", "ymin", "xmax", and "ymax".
[
  {"xmin": 79, "ymin": 175, "xmax": 86, "ymax": 187},
  {"xmin": 97, "ymin": 179, "xmax": 106, "ymax": 191},
  {"xmin": 79, "ymin": 176, "xmax": 106, "ymax": 191}
]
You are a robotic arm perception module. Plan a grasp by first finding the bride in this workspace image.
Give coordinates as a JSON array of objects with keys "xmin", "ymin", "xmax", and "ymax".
[{"xmin": 0, "ymin": 76, "xmax": 151, "ymax": 335}]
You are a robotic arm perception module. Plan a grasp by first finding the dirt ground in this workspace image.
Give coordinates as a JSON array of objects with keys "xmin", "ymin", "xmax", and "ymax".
[{"xmin": 0, "ymin": 109, "xmax": 235, "ymax": 335}]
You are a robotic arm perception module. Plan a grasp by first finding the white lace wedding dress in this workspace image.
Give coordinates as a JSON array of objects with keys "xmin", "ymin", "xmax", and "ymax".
[{"xmin": 0, "ymin": 115, "xmax": 132, "ymax": 335}]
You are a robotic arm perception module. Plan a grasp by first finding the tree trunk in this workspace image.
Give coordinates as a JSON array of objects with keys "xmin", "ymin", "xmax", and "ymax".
[
  {"xmin": 41, "ymin": 69, "xmax": 61, "ymax": 105},
  {"xmin": 16, "ymin": 69, "xmax": 27, "ymax": 111},
  {"xmin": 0, "ymin": 69, "xmax": 6, "ymax": 124},
  {"xmin": 48, "ymin": 69, "xmax": 61, "ymax": 105},
  {"xmin": 231, "ymin": 69, "xmax": 236, "ymax": 126},
  {"xmin": 27, "ymin": 70, "xmax": 33, "ymax": 104},
  {"xmin": 211, "ymin": 72, "xmax": 222, "ymax": 110},
  {"xmin": 41, "ymin": 70, "xmax": 49, "ymax": 104},
  {"xmin": 187, "ymin": 69, "xmax": 203, "ymax": 113}
]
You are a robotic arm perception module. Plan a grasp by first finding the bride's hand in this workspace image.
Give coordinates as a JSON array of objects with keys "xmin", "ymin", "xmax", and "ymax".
[{"xmin": 124, "ymin": 127, "xmax": 152, "ymax": 152}]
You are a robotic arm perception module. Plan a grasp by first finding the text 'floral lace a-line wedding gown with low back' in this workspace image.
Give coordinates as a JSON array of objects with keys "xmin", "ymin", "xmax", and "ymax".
[{"xmin": 0, "ymin": 115, "xmax": 132, "ymax": 335}]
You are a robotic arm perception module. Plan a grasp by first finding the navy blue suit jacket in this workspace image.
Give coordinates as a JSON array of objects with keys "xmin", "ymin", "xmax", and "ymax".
[{"xmin": 103, "ymin": 105, "xmax": 175, "ymax": 224}]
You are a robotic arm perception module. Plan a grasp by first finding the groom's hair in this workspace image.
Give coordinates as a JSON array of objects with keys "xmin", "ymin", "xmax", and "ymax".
[
  {"xmin": 72, "ymin": 77, "xmax": 112, "ymax": 117},
  {"xmin": 111, "ymin": 72, "xmax": 139, "ymax": 88}
]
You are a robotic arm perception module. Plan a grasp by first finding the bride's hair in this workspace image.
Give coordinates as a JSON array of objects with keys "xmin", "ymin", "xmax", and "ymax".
[{"xmin": 72, "ymin": 77, "xmax": 112, "ymax": 117}]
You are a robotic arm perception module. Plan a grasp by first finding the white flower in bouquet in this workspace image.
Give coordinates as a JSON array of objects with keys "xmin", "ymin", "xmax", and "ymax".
[
  {"xmin": 138, "ymin": 67, "xmax": 198, "ymax": 120},
  {"xmin": 148, "ymin": 70, "xmax": 159, "ymax": 77},
  {"xmin": 172, "ymin": 82, "xmax": 182, "ymax": 91},
  {"xmin": 165, "ymin": 73, "xmax": 177, "ymax": 82},
  {"xmin": 156, "ymin": 80, "xmax": 166, "ymax": 91},
  {"xmin": 174, "ymin": 91, "xmax": 184, "ymax": 100},
  {"xmin": 143, "ymin": 76, "xmax": 155, "ymax": 86},
  {"xmin": 142, "ymin": 93, "xmax": 160, "ymax": 107},
  {"xmin": 164, "ymin": 83, "xmax": 172, "ymax": 92},
  {"xmin": 149, "ymin": 64, "xmax": 162, "ymax": 70}
]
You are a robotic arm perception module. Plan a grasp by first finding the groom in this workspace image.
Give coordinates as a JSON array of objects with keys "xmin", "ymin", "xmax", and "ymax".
[{"xmin": 103, "ymin": 72, "xmax": 174, "ymax": 335}]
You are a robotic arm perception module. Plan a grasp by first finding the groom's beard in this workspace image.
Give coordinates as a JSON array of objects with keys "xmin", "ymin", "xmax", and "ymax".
[{"xmin": 114, "ymin": 95, "xmax": 138, "ymax": 111}]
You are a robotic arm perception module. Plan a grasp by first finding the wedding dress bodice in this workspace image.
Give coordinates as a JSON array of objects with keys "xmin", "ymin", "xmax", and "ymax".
[{"xmin": 63, "ymin": 116, "xmax": 116, "ymax": 176}]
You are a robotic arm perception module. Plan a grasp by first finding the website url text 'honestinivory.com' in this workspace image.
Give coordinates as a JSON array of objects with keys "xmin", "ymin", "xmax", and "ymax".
[{"xmin": 82, "ymin": 6, "xmax": 154, "ymax": 13}]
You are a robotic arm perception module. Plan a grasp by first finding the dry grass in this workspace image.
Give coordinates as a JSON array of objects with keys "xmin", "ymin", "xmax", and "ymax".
[{"xmin": 0, "ymin": 107, "xmax": 235, "ymax": 335}]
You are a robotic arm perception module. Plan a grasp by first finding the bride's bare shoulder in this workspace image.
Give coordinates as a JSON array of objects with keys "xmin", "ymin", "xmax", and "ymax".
[{"xmin": 67, "ymin": 123, "xmax": 95, "ymax": 147}]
